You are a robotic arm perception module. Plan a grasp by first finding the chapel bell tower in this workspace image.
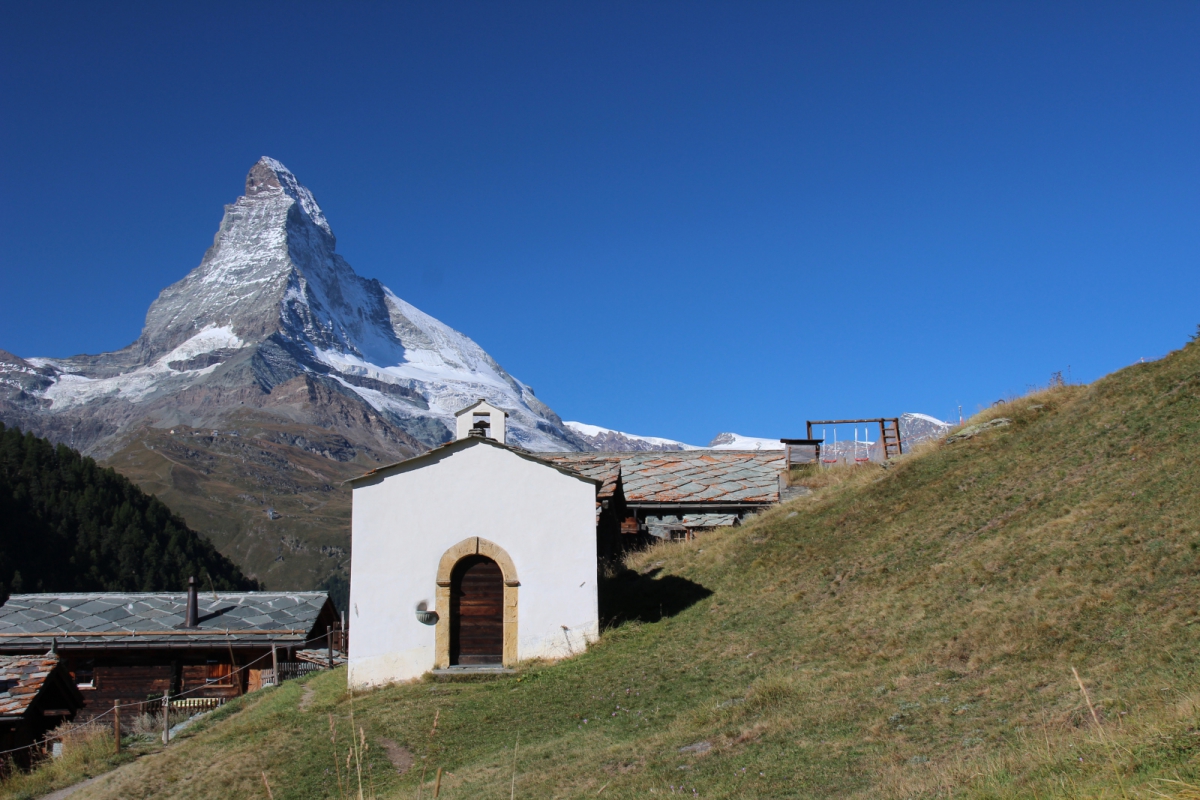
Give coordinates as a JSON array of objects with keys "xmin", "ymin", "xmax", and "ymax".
[{"xmin": 454, "ymin": 399, "xmax": 508, "ymax": 444}]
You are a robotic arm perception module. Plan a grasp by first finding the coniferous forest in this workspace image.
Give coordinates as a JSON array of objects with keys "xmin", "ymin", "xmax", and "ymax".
[{"xmin": 0, "ymin": 422, "xmax": 258, "ymax": 601}]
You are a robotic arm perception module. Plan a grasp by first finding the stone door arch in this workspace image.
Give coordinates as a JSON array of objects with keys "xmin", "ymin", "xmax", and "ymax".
[{"xmin": 435, "ymin": 538, "xmax": 519, "ymax": 668}]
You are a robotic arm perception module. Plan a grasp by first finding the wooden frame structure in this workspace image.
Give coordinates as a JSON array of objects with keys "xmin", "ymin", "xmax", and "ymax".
[
  {"xmin": 806, "ymin": 418, "xmax": 903, "ymax": 460},
  {"xmin": 779, "ymin": 438, "xmax": 824, "ymax": 467}
]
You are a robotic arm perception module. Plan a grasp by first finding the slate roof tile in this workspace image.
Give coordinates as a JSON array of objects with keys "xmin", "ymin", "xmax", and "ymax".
[
  {"xmin": 534, "ymin": 451, "xmax": 783, "ymax": 506},
  {"xmin": 70, "ymin": 601, "xmax": 109, "ymax": 616},
  {"xmin": 0, "ymin": 592, "xmax": 331, "ymax": 647},
  {"xmin": 0, "ymin": 655, "xmax": 71, "ymax": 717}
]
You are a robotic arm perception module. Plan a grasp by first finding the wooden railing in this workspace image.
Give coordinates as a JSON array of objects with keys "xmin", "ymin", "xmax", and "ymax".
[
  {"xmin": 261, "ymin": 661, "xmax": 324, "ymax": 687},
  {"xmin": 171, "ymin": 696, "xmax": 225, "ymax": 712}
]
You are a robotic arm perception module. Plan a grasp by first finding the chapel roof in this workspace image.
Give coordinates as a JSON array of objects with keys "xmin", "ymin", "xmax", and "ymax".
[
  {"xmin": 453, "ymin": 399, "xmax": 509, "ymax": 417},
  {"xmin": 348, "ymin": 434, "xmax": 601, "ymax": 487}
]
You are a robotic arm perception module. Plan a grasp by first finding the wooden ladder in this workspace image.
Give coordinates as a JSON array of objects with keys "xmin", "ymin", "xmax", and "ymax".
[{"xmin": 880, "ymin": 418, "xmax": 903, "ymax": 459}]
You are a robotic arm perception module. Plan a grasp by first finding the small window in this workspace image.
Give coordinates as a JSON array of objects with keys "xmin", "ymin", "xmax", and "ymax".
[
  {"xmin": 72, "ymin": 659, "xmax": 96, "ymax": 689},
  {"xmin": 205, "ymin": 660, "xmax": 234, "ymax": 686}
]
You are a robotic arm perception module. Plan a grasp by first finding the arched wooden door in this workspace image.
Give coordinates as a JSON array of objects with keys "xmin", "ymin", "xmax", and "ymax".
[{"xmin": 450, "ymin": 555, "xmax": 504, "ymax": 665}]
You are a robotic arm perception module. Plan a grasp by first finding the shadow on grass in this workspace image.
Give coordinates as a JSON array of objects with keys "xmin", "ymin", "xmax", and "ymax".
[{"xmin": 599, "ymin": 567, "xmax": 713, "ymax": 628}]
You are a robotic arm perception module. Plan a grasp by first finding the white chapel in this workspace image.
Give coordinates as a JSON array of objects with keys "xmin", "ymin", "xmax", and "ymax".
[{"xmin": 346, "ymin": 400, "xmax": 601, "ymax": 687}]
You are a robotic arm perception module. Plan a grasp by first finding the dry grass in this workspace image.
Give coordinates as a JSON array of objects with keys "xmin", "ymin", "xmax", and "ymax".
[
  {"xmin": 960, "ymin": 381, "xmax": 1075, "ymax": 428},
  {"xmin": 0, "ymin": 723, "xmax": 130, "ymax": 800},
  {"xmin": 787, "ymin": 460, "xmax": 880, "ymax": 492},
  {"xmin": 1153, "ymin": 781, "xmax": 1200, "ymax": 800}
]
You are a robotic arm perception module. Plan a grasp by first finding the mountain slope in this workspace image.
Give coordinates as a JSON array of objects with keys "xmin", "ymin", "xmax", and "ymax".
[
  {"xmin": 71, "ymin": 335, "xmax": 1200, "ymax": 799},
  {"xmin": 0, "ymin": 422, "xmax": 256, "ymax": 601},
  {"xmin": 0, "ymin": 158, "xmax": 587, "ymax": 590}
]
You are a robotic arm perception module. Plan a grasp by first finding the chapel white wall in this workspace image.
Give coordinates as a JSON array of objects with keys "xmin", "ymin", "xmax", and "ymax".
[{"xmin": 347, "ymin": 442, "xmax": 598, "ymax": 688}]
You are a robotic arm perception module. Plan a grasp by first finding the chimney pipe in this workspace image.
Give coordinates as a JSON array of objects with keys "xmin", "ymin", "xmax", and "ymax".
[{"xmin": 185, "ymin": 576, "xmax": 199, "ymax": 628}]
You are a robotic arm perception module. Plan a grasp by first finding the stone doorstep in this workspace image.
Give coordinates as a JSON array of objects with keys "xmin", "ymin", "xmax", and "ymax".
[{"xmin": 430, "ymin": 665, "xmax": 515, "ymax": 680}]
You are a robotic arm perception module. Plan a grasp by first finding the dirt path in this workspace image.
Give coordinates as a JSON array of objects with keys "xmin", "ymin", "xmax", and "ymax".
[
  {"xmin": 38, "ymin": 774, "xmax": 107, "ymax": 800},
  {"xmin": 299, "ymin": 682, "xmax": 316, "ymax": 711},
  {"xmin": 377, "ymin": 738, "xmax": 414, "ymax": 774},
  {"xmin": 37, "ymin": 753, "xmax": 160, "ymax": 800}
]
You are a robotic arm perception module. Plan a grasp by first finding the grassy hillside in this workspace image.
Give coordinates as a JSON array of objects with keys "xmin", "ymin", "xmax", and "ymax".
[
  {"xmin": 53, "ymin": 335, "xmax": 1200, "ymax": 799},
  {"xmin": 0, "ymin": 423, "xmax": 257, "ymax": 598}
]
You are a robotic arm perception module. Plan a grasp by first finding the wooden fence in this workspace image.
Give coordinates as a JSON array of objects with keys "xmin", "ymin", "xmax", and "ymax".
[{"xmin": 262, "ymin": 661, "xmax": 324, "ymax": 687}]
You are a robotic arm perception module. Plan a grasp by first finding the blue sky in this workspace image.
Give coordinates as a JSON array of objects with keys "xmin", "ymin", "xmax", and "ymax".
[{"xmin": 2, "ymin": 2, "xmax": 1197, "ymax": 445}]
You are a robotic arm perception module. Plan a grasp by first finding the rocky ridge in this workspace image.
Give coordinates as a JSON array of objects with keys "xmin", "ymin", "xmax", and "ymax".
[{"xmin": 563, "ymin": 421, "xmax": 698, "ymax": 451}]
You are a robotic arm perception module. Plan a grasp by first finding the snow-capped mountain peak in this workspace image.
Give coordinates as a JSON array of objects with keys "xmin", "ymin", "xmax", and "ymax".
[
  {"xmin": 5, "ymin": 157, "xmax": 583, "ymax": 453},
  {"xmin": 247, "ymin": 156, "xmax": 332, "ymax": 238}
]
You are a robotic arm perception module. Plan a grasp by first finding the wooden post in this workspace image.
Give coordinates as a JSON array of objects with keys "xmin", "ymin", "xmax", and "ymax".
[
  {"xmin": 113, "ymin": 700, "xmax": 120, "ymax": 753},
  {"xmin": 434, "ymin": 766, "xmax": 443, "ymax": 797},
  {"xmin": 162, "ymin": 691, "xmax": 170, "ymax": 745},
  {"xmin": 271, "ymin": 643, "xmax": 278, "ymax": 687},
  {"xmin": 327, "ymin": 625, "xmax": 333, "ymax": 669}
]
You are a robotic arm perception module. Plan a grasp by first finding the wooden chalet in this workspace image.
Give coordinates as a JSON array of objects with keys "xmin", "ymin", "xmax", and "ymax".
[
  {"xmin": 0, "ymin": 580, "xmax": 339, "ymax": 719},
  {"xmin": 0, "ymin": 654, "xmax": 84, "ymax": 772},
  {"xmin": 535, "ymin": 450, "xmax": 794, "ymax": 547}
]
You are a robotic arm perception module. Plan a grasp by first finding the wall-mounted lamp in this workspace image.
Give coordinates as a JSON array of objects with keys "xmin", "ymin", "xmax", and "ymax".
[{"xmin": 415, "ymin": 600, "xmax": 438, "ymax": 625}]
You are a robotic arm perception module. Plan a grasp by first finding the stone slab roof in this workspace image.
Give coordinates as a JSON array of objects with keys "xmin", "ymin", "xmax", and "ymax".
[
  {"xmin": 534, "ymin": 451, "xmax": 783, "ymax": 505},
  {"xmin": 644, "ymin": 513, "xmax": 743, "ymax": 531},
  {"xmin": 0, "ymin": 655, "xmax": 68, "ymax": 717},
  {"xmin": 0, "ymin": 592, "xmax": 332, "ymax": 648},
  {"xmin": 295, "ymin": 648, "xmax": 347, "ymax": 667}
]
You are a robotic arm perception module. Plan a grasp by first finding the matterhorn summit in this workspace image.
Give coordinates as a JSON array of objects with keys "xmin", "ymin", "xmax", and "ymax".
[{"xmin": 2, "ymin": 157, "xmax": 584, "ymax": 456}]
